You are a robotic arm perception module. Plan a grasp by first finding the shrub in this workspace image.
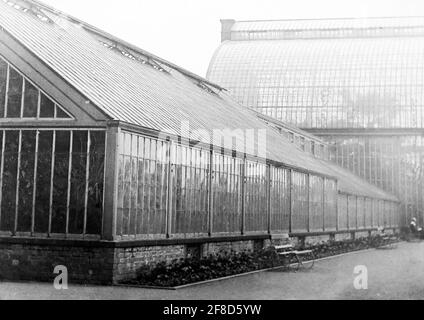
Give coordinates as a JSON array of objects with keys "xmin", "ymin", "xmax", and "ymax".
[{"xmin": 124, "ymin": 234, "xmax": 399, "ymax": 287}]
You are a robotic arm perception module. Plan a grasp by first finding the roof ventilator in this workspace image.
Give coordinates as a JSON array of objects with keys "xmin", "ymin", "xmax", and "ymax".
[
  {"xmin": 196, "ymin": 82, "xmax": 218, "ymax": 95},
  {"xmin": 3, "ymin": 0, "xmax": 53, "ymax": 23},
  {"xmin": 99, "ymin": 40, "xmax": 169, "ymax": 74}
]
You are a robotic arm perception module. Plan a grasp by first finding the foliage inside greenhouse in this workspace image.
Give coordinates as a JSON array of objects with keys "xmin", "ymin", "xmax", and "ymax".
[{"xmin": 0, "ymin": 1, "xmax": 400, "ymax": 241}]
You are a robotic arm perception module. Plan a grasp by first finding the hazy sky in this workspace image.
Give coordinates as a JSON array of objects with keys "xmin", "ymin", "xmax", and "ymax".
[{"xmin": 41, "ymin": 0, "xmax": 424, "ymax": 77}]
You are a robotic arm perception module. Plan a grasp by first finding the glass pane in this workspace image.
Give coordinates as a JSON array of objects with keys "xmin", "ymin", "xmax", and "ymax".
[
  {"xmin": 51, "ymin": 131, "xmax": 70, "ymax": 233},
  {"xmin": 172, "ymin": 145, "xmax": 208, "ymax": 235},
  {"xmin": 34, "ymin": 131, "xmax": 53, "ymax": 233},
  {"xmin": 348, "ymin": 196, "xmax": 357, "ymax": 229},
  {"xmin": 212, "ymin": 153, "xmax": 241, "ymax": 233},
  {"xmin": 270, "ymin": 167, "xmax": 290, "ymax": 232},
  {"xmin": 338, "ymin": 195, "xmax": 348, "ymax": 230},
  {"xmin": 0, "ymin": 59, "xmax": 7, "ymax": 117},
  {"xmin": 130, "ymin": 152, "xmax": 138, "ymax": 236},
  {"xmin": 116, "ymin": 155, "xmax": 124, "ymax": 236},
  {"xmin": 245, "ymin": 161, "xmax": 267, "ymax": 232},
  {"xmin": 0, "ymin": 131, "xmax": 2, "ymax": 177},
  {"xmin": 291, "ymin": 172, "xmax": 308, "ymax": 232},
  {"xmin": 39, "ymin": 93, "xmax": 55, "ymax": 118},
  {"xmin": 86, "ymin": 131, "xmax": 105, "ymax": 235},
  {"xmin": 0, "ymin": 131, "xmax": 19, "ymax": 231},
  {"xmin": 23, "ymin": 80, "xmax": 38, "ymax": 118},
  {"xmin": 122, "ymin": 151, "xmax": 131, "ymax": 235},
  {"xmin": 309, "ymin": 176, "xmax": 324, "ymax": 232},
  {"xmin": 136, "ymin": 137, "xmax": 145, "ymax": 235},
  {"xmin": 55, "ymin": 105, "xmax": 71, "ymax": 119},
  {"xmin": 6, "ymin": 68, "xmax": 23, "ymax": 118},
  {"xmin": 324, "ymin": 179, "xmax": 337, "ymax": 231},
  {"xmin": 69, "ymin": 131, "xmax": 87, "ymax": 234},
  {"xmin": 17, "ymin": 130, "xmax": 36, "ymax": 232}
]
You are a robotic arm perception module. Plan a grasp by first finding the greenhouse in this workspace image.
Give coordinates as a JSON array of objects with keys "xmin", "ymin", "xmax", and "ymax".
[
  {"xmin": 208, "ymin": 17, "xmax": 424, "ymax": 227},
  {"xmin": 0, "ymin": 0, "xmax": 398, "ymax": 284}
]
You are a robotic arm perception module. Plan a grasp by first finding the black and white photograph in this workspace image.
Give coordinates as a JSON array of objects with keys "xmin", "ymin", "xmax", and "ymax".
[{"xmin": 0, "ymin": 0, "xmax": 423, "ymax": 305}]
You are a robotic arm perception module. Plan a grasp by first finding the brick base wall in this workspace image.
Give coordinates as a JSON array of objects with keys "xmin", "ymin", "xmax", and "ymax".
[
  {"xmin": 112, "ymin": 245, "xmax": 186, "ymax": 283},
  {"xmin": 335, "ymin": 233, "xmax": 352, "ymax": 241},
  {"xmin": 0, "ymin": 238, "xmax": 265, "ymax": 285},
  {"xmin": 0, "ymin": 242, "xmax": 114, "ymax": 284},
  {"xmin": 304, "ymin": 235, "xmax": 331, "ymax": 245},
  {"xmin": 201, "ymin": 240, "xmax": 256, "ymax": 256},
  {"xmin": 0, "ymin": 229, "xmax": 398, "ymax": 284},
  {"xmin": 355, "ymin": 231, "xmax": 371, "ymax": 238}
]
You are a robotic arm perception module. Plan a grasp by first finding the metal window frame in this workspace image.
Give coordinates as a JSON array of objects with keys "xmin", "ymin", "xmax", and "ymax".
[{"xmin": 0, "ymin": 128, "xmax": 105, "ymax": 239}]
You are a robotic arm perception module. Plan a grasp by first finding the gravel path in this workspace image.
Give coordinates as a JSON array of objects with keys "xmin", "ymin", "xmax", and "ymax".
[{"xmin": 1, "ymin": 241, "xmax": 423, "ymax": 300}]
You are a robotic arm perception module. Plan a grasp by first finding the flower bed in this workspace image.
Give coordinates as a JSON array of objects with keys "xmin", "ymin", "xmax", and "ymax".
[{"xmin": 122, "ymin": 235, "xmax": 398, "ymax": 288}]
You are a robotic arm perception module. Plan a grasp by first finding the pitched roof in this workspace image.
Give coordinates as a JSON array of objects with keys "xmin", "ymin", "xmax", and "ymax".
[{"xmin": 0, "ymin": 0, "xmax": 398, "ymax": 201}]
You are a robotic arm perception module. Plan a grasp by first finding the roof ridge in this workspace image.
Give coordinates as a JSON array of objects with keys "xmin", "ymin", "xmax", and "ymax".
[
  {"xmin": 254, "ymin": 110, "xmax": 328, "ymax": 144},
  {"xmin": 20, "ymin": 0, "xmax": 225, "ymax": 91},
  {"xmin": 235, "ymin": 16, "xmax": 424, "ymax": 24}
]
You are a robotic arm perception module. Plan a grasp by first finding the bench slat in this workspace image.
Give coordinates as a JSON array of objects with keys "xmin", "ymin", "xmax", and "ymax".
[
  {"xmin": 278, "ymin": 252, "xmax": 294, "ymax": 256},
  {"xmin": 293, "ymin": 250, "xmax": 313, "ymax": 255},
  {"xmin": 274, "ymin": 244, "xmax": 293, "ymax": 250}
]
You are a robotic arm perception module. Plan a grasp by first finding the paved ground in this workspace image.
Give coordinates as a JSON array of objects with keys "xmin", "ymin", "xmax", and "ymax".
[{"xmin": 1, "ymin": 241, "xmax": 424, "ymax": 300}]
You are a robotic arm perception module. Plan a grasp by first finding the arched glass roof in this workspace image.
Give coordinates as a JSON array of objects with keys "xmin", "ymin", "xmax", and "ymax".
[
  {"xmin": 207, "ymin": 19, "xmax": 424, "ymax": 129},
  {"xmin": 230, "ymin": 17, "xmax": 424, "ymax": 40}
]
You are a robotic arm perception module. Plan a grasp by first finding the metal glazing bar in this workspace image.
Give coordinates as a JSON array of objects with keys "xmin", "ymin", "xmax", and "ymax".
[
  {"xmin": 48, "ymin": 131, "xmax": 56, "ymax": 236},
  {"xmin": 126, "ymin": 134, "xmax": 133, "ymax": 235},
  {"xmin": 288, "ymin": 169, "xmax": 292, "ymax": 233},
  {"xmin": 20, "ymin": 78, "xmax": 25, "ymax": 118},
  {"xmin": 133, "ymin": 135, "xmax": 139, "ymax": 238},
  {"xmin": 159, "ymin": 142, "xmax": 166, "ymax": 235},
  {"xmin": 240, "ymin": 156, "xmax": 246, "ymax": 235},
  {"xmin": 306, "ymin": 173, "xmax": 310, "ymax": 233},
  {"xmin": 83, "ymin": 131, "xmax": 91, "ymax": 236},
  {"xmin": 166, "ymin": 140, "xmax": 173, "ymax": 238},
  {"xmin": 355, "ymin": 196, "xmax": 359, "ymax": 230},
  {"xmin": 65, "ymin": 131, "xmax": 73, "ymax": 236},
  {"xmin": 346, "ymin": 195, "xmax": 349, "ymax": 230},
  {"xmin": 0, "ymin": 130, "xmax": 5, "ymax": 225},
  {"xmin": 4, "ymin": 64, "xmax": 9, "ymax": 117},
  {"xmin": 208, "ymin": 150, "xmax": 213, "ymax": 236},
  {"xmin": 13, "ymin": 130, "xmax": 22, "ymax": 235},
  {"xmin": 335, "ymin": 181, "xmax": 339, "ymax": 232},
  {"xmin": 36, "ymin": 87, "xmax": 41, "ymax": 120},
  {"xmin": 267, "ymin": 164, "xmax": 271, "ymax": 234},
  {"xmin": 139, "ymin": 137, "xmax": 146, "ymax": 235},
  {"xmin": 31, "ymin": 130, "xmax": 39, "ymax": 235},
  {"xmin": 100, "ymin": 130, "xmax": 107, "ymax": 237},
  {"xmin": 119, "ymin": 133, "xmax": 126, "ymax": 236},
  {"xmin": 322, "ymin": 178, "xmax": 325, "ymax": 231}
]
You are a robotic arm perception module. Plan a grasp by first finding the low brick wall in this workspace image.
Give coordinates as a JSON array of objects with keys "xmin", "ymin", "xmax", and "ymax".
[
  {"xmin": 304, "ymin": 235, "xmax": 332, "ymax": 245},
  {"xmin": 335, "ymin": 232, "xmax": 352, "ymax": 241},
  {"xmin": 112, "ymin": 245, "xmax": 186, "ymax": 283},
  {"xmin": 355, "ymin": 231, "xmax": 371, "ymax": 238},
  {"xmin": 0, "ymin": 228, "xmax": 399, "ymax": 284},
  {"xmin": 201, "ymin": 240, "xmax": 256, "ymax": 256},
  {"xmin": 0, "ymin": 237, "xmax": 268, "ymax": 284},
  {"xmin": 0, "ymin": 241, "xmax": 115, "ymax": 284}
]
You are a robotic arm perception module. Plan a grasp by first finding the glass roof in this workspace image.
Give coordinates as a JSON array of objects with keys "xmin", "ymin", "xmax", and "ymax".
[
  {"xmin": 230, "ymin": 17, "xmax": 424, "ymax": 40},
  {"xmin": 207, "ymin": 35, "xmax": 424, "ymax": 129}
]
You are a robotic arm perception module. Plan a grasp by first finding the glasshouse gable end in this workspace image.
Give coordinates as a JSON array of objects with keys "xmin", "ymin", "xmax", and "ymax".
[{"xmin": 0, "ymin": 0, "xmax": 400, "ymax": 284}]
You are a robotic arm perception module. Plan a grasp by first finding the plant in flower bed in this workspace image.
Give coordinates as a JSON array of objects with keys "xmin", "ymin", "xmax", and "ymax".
[
  {"xmin": 124, "ymin": 250, "xmax": 277, "ymax": 287},
  {"xmin": 305, "ymin": 237, "xmax": 372, "ymax": 259},
  {"xmin": 305, "ymin": 235, "xmax": 399, "ymax": 259},
  {"xmin": 123, "ymin": 235, "xmax": 399, "ymax": 287}
]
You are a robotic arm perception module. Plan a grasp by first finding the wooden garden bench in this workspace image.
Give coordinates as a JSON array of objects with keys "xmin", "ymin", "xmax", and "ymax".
[
  {"xmin": 272, "ymin": 244, "xmax": 315, "ymax": 271},
  {"xmin": 376, "ymin": 233, "xmax": 398, "ymax": 249}
]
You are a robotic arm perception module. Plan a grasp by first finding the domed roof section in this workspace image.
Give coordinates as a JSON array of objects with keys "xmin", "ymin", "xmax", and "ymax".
[{"xmin": 207, "ymin": 17, "xmax": 424, "ymax": 130}]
